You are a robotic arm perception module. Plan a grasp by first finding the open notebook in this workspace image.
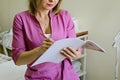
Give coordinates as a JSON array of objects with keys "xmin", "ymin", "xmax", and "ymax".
[{"xmin": 31, "ymin": 38, "xmax": 105, "ymax": 67}]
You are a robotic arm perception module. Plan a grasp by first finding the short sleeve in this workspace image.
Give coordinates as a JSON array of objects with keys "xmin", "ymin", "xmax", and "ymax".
[{"xmin": 12, "ymin": 14, "xmax": 26, "ymax": 63}]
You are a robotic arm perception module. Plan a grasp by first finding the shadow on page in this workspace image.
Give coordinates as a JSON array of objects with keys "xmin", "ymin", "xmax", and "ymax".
[{"xmin": 81, "ymin": 40, "xmax": 105, "ymax": 53}]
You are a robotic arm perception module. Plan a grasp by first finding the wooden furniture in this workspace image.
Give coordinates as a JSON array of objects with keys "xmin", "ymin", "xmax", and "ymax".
[
  {"xmin": 76, "ymin": 30, "xmax": 88, "ymax": 80},
  {"xmin": 76, "ymin": 31, "xmax": 88, "ymax": 37}
]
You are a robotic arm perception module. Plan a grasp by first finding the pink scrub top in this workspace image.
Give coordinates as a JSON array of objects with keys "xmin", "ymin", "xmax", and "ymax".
[{"xmin": 12, "ymin": 10, "xmax": 80, "ymax": 80}]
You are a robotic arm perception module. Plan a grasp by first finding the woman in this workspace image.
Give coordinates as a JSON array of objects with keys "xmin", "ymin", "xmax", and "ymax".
[{"xmin": 12, "ymin": 0, "xmax": 82, "ymax": 80}]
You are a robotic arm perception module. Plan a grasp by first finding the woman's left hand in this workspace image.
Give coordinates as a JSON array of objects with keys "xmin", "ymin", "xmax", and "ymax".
[{"xmin": 60, "ymin": 47, "xmax": 82, "ymax": 60}]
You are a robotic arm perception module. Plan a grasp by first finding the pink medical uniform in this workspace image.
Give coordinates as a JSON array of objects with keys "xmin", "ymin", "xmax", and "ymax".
[{"xmin": 12, "ymin": 10, "xmax": 80, "ymax": 80}]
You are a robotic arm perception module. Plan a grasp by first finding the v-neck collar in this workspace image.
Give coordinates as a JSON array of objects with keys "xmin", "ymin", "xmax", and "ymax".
[{"xmin": 32, "ymin": 10, "xmax": 54, "ymax": 39}]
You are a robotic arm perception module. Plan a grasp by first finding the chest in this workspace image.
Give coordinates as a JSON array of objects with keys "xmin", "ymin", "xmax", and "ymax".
[
  {"xmin": 36, "ymin": 16, "xmax": 51, "ymax": 34},
  {"xmin": 23, "ymin": 17, "xmax": 68, "ymax": 50}
]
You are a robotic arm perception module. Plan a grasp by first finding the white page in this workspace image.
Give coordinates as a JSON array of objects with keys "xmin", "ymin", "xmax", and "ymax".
[
  {"xmin": 31, "ymin": 38, "xmax": 85, "ymax": 67},
  {"xmin": 31, "ymin": 38, "xmax": 105, "ymax": 67},
  {"xmin": 82, "ymin": 40, "xmax": 106, "ymax": 52}
]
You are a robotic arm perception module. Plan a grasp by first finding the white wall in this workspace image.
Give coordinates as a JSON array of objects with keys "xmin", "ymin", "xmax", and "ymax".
[
  {"xmin": 0, "ymin": 0, "xmax": 27, "ymax": 31},
  {"xmin": 0, "ymin": 0, "xmax": 120, "ymax": 80},
  {"xmin": 62, "ymin": 0, "xmax": 120, "ymax": 80}
]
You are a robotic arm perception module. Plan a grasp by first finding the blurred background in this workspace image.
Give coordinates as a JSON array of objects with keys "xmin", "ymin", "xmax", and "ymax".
[{"xmin": 0, "ymin": 0, "xmax": 120, "ymax": 80}]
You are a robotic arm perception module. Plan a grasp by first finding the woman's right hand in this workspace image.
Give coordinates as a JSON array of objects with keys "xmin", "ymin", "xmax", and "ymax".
[
  {"xmin": 41, "ymin": 38, "xmax": 54, "ymax": 52},
  {"xmin": 15, "ymin": 38, "xmax": 54, "ymax": 65}
]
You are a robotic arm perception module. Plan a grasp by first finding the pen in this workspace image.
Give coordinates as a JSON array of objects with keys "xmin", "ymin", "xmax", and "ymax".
[{"xmin": 39, "ymin": 32, "xmax": 47, "ymax": 39}]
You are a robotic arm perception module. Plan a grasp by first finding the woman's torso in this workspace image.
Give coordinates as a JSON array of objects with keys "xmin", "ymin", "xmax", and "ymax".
[{"xmin": 12, "ymin": 10, "xmax": 79, "ymax": 80}]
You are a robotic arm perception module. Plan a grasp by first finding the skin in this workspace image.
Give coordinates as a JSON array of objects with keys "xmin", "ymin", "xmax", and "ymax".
[{"xmin": 15, "ymin": 0, "xmax": 82, "ymax": 65}]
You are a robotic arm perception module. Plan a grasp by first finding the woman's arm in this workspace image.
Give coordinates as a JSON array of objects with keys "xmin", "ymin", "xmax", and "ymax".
[
  {"xmin": 15, "ymin": 38, "xmax": 54, "ymax": 65},
  {"xmin": 12, "ymin": 14, "xmax": 54, "ymax": 65}
]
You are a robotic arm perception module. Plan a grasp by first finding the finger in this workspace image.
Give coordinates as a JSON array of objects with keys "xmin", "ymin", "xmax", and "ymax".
[
  {"xmin": 45, "ymin": 38, "xmax": 54, "ymax": 43},
  {"xmin": 43, "ymin": 41, "xmax": 54, "ymax": 46},
  {"xmin": 62, "ymin": 48, "xmax": 76, "ymax": 58},
  {"xmin": 41, "ymin": 42, "xmax": 53, "ymax": 50},
  {"xmin": 66, "ymin": 47, "xmax": 82, "ymax": 60},
  {"xmin": 67, "ymin": 47, "xmax": 77, "ymax": 55},
  {"xmin": 43, "ymin": 39, "xmax": 54, "ymax": 47},
  {"xmin": 60, "ymin": 51, "xmax": 72, "ymax": 60},
  {"xmin": 41, "ymin": 44, "xmax": 50, "ymax": 49},
  {"xmin": 66, "ymin": 47, "xmax": 80, "ymax": 57}
]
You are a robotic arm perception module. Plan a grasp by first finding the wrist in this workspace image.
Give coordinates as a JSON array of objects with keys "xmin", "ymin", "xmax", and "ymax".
[{"xmin": 34, "ymin": 46, "xmax": 45, "ymax": 56}]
